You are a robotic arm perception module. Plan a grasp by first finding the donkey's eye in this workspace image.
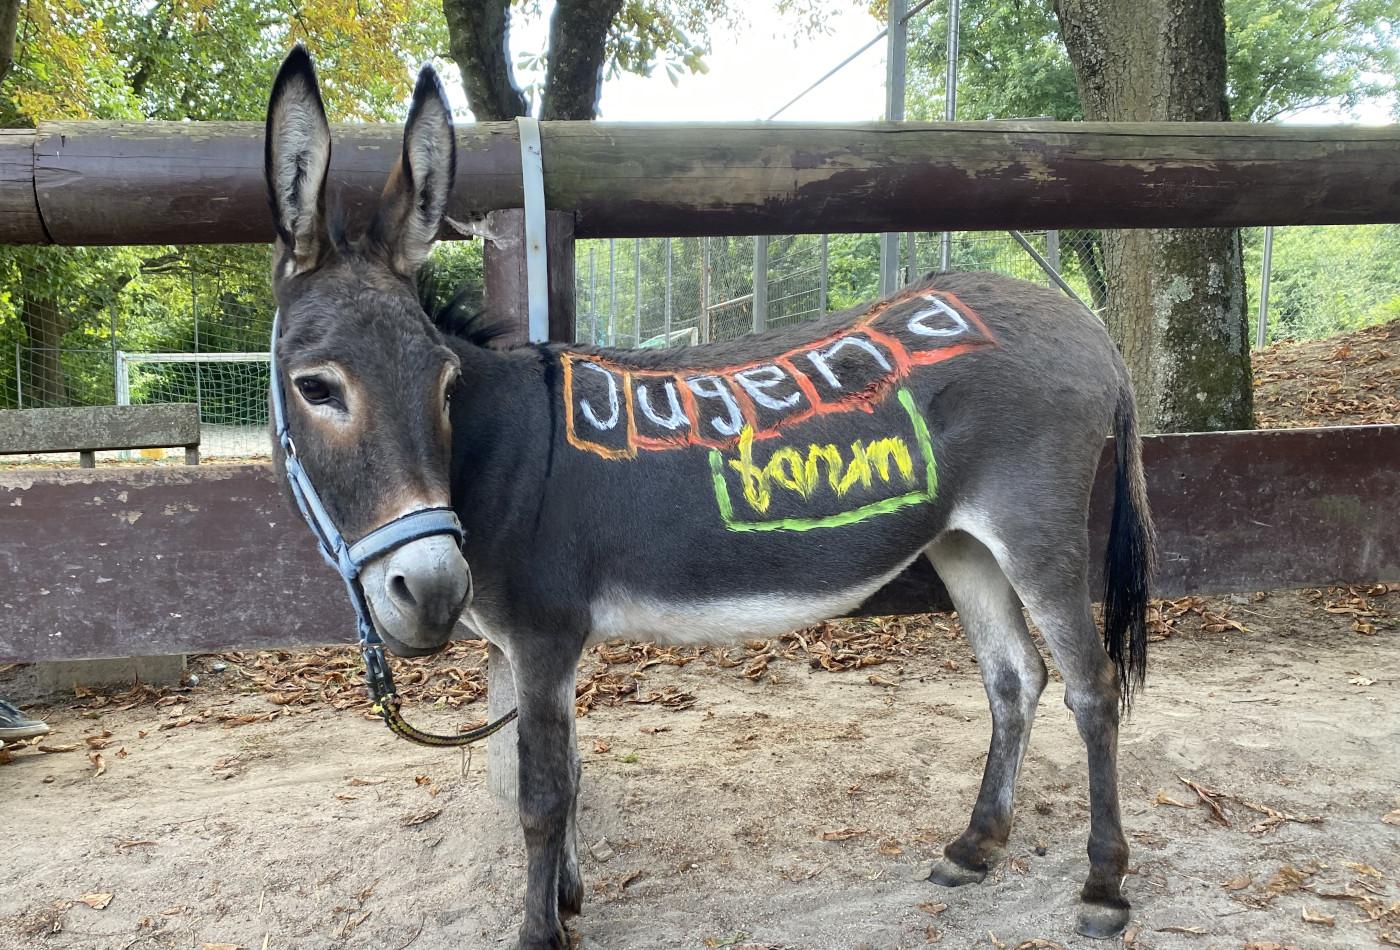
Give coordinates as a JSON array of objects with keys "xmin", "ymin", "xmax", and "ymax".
[{"xmin": 295, "ymin": 377, "xmax": 335, "ymax": 405}]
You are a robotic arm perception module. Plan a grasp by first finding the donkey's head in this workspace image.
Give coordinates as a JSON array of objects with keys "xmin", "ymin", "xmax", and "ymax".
[{"xmin": 265, "ymin": 47, "xmax": 467, "ymax": 657}]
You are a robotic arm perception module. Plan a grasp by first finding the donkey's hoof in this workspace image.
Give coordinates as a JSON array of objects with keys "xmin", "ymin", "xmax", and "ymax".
[
  {"xmin": 1075, "ymin": 901, "xmax": 1130, "ymax": 940},
  {"xmin": 928, "ymin": 856, "xmax": 987, "ymax": 887},
  {"xmin": 517, "ymin": 921, "xmax": 570, "ymax": 950}
]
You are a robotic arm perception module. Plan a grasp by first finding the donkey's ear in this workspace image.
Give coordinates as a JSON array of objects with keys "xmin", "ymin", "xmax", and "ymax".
[
  {"xmin": 370, "ymin": 63, "xmax": 456, "ymax": 276},
  {"xmin": 265, "ymin": 45, "xmax": 332, "ymax": 276}
]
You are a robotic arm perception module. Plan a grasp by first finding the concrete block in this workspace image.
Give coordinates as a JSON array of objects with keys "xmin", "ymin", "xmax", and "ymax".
[{"xmin": 26, "ymin": 655, "xmax": 187, "ymax": 696}]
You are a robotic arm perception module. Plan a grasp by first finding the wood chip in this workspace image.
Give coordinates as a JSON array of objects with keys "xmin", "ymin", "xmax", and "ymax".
[
  {"xmin": 77, "ymin": 892, "xmax": 113, "ymax": 910},
  {"xmin": 1301, "ymin": 908, "xmax": 1335, "ymax": 926}
]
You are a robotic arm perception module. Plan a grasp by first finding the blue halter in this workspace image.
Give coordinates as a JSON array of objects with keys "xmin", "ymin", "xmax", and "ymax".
[{"xmin": 269, "ymin": 312, "xmax": 465, "ymax": 710}]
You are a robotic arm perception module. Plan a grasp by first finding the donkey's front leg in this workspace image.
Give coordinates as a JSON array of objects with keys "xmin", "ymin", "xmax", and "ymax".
[{"xmin": 513, "ymin": 647, "xmax": 582, "ymax": 950}]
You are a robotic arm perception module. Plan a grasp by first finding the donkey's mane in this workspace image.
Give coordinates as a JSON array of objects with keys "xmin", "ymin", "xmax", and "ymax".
[{"xmin": 421, "ymin": 277, "xmax": 514, "ymax": 349}]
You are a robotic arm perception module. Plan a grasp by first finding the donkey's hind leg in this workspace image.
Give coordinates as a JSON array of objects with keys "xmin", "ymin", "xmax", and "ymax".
[
  {"xmin": 1004, "ymin": 565, "xmax": 1131, "ymax": 939},
  {"xmin": 925, "ymin": 530, "xmax": 1048, "ymax": 887}
]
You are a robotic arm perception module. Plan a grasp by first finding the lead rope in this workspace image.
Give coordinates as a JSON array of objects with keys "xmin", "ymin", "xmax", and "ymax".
[
  {"xmin": 362, "ymin": 642, "xmax": 517, "ymax": 747},
  {"xmin": 270, "ymin": 311, "xmax": 518, "ymax": 749}
]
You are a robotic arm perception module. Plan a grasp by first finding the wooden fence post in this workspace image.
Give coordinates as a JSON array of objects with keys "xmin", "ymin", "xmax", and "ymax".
[{"xmin": 480, "ymin": 208, "xmax": 576, "ymax": 801}]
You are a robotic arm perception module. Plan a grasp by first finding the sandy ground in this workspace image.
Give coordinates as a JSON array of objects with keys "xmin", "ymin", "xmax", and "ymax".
[{"xmin": 3, "ymin": 588, "xmax": 1398, "ymax": 950}]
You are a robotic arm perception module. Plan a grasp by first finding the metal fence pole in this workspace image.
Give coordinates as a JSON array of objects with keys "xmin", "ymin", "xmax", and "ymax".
[
  {"xmin": 818, "ymin": 233, "xmax": 829, "ymax": 313},
  {"xmin": 700, "ymin": 238, "xmax": 711, "ymax": 343},
  {"xmin": 753, "ymin": 235, "xmax": 769, "ymax": 332},
  {"xmin": 191, "ymin": 269, "xmax": 203, "ymax": 420},
  {"xmin": 1046, "ymin": 230, "xmax": 1061, "ymax": 274},
  {"xmin": 664, "ymin": 238, "xmax": 673, "ymax": 344},
  {"xmin": 607, "ymin": 239, "xmax": 617, "ymax": 345},
  {"xmin": 587, "ymin": 244, "xmax": 597, "ymax": 344},
  {"xmin": 939, "ymin": 0, "xmax": 961, "ymax": 272},
  {"xmin": 14, "ymin": 342, "xmax": 22, "ymax": 409},
  {"xmin": 1257, "ymin": 226, "xmax": 1275, "ymax": 349},
  {"xmin": 879, "ymin": 0, "xmax": 907, "ymax": 296},
  {"xmin": 634, "ymin": 238, "xmax": 642, "ymax": 345}
]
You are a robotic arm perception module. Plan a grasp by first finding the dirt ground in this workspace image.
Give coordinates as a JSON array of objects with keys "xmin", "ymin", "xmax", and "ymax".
[
  {"xmin": 4, "ymin": 324, "xmax": 1399, "ymax": 950},
  {"xmin": 3, "ymin": 586, "xmax": 1398, "ymax": 950}
]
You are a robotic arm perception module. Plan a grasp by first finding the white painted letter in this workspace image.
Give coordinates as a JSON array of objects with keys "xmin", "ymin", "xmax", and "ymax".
[
  {"xmin": 578, "ymin": 360, "xmax": 620, "ymax": 430},
  {"xmin": 685, "ymin": 375, "xmax": 744, "ymax": 437},
  {"xmin": 636, "ymin": 379, "xmax": 689, "ymax": 430},
  {"xmin": 733, "ymin": 364, "xmax": 803, "ymax": 411},
  {"xmin": 805, "ymin": 335, "xmax": 893, "ymax": 390},
  {"xmin": 906, "ymin": 294, "xmax": 970, "ymax": 337}
]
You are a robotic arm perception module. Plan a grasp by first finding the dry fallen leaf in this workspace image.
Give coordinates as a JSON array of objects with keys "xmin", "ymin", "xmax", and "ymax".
[
  {"xmin": 1383, "ymin": 809, "xmax": 1400, "ymax": 826},
  {"xmin": 77, "ymin": 893, "xmax": 113, "ymax": 910},
  {"xmin": 401, "ymin": 806, "xmax": 442, "ymax": 827},
  {"xmin": 1301, "ymin": 908, "xmax": 1335, "ymax": 926},
  {"xmin": 819, "ymin": 826, "xmax": 868, "ymax": 841},
  {"xmin": 37, "ymin": 743, "xmax": 79, "ymax": 754},
  {"xmin": 88, "ymin": 752, "xmax": 106, "ymax": 778},
  {"xmin": 1153, "ymin": 789, "xmax": 1191, "ymax": 808},
  {"xmin": 1155, "ymin": 925, "xmax": 1208, "ymax": 935},
  {"xmin": 916, "ymin": 901, "xmax": 948, "ymax": 917},
  {"xmin": 347, "ymin": 777, "xmax": 386, "ymax": 787},
  {"xmin": 1344, "ymin": 861, "xmax": 1382, "ymax": 878},
  {"xmin": 414, "ymin": 774, "xmax": 431, "ymax": 786},
  {"xmin": 1222, "ymin": 873, "xmax": 1252, "ymax": 891},
  {"xmin": 593, "ymin": 738, "xmax": 612, "ymax": 754}
]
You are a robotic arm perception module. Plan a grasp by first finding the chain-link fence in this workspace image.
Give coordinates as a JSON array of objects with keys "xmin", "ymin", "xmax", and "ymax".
[{"xmin": 2, "ymin": 225, "xmax": 1396, "ymax": 462}]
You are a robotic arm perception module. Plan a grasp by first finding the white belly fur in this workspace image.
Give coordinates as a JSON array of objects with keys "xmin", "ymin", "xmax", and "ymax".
[{"xmin": 586, "ymin": 554, "xmax": 920, "ymax": 647}]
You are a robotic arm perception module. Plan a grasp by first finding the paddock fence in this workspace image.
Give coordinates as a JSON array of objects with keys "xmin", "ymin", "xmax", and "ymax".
[{"xmin": 0, "ymin": 118, "xmax": 1398, "ymax": 665}]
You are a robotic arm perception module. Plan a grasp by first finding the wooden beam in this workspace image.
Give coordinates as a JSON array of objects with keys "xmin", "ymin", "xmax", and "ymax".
[
  {"xmin": 0, "ymin": 404, "xmax": 200, "ymax": 455},
  {"xmin": 2, "ymin": 424, "xmax": 1396, "ymax": 664},
  {"xmin": 21, "ymin": 120, "xmax": 1400, "ymax": 245},
  {"xmin": 0, "ymin": 129, "xmax": 44, "ymax": 243}
]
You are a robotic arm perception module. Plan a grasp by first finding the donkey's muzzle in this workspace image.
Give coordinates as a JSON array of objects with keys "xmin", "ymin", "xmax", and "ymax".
[{"xmin": 360, "ymin": 535, "xmax": 472, "ymax": 655}]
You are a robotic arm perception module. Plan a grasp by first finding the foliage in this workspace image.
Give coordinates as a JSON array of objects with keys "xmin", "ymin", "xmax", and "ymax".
[
  {"xmin": 1227, "ymin": 0, "xmax": 1400, "ymax": 121},
  {"xmin": 904, "ymin": 0, "xmax": 1400, "ymax": 123},
  {"xmin": 1245, "ymin": 225, "xmax": 1400, "ymax": 343},
  {"xmin": 0, "ymin": 0, "xmax": 452, "ymax": 410}
]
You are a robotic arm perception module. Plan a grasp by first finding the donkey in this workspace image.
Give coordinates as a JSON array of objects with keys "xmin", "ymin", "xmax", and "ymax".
[{"xmin": 266, "ymin": 48, "xmax": 1154, "ymax": 949}]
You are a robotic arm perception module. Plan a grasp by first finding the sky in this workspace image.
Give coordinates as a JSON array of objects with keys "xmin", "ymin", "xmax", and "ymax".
[
  {"xmin": 441, "ymin": 3, "xmax": 1393, "ymax": 126},
  {"xmin": 445, "ymin": 3, "xmax": 891, "ymax": 123}
]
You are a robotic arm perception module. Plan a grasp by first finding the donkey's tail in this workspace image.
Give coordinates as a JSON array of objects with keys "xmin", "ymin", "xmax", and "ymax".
[{"xmin": 1102, "ymin": 386, "xmax": 1156, "ymax": 709}]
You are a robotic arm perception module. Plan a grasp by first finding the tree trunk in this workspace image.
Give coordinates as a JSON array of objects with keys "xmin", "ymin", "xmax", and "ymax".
[
  {"xmin": 1054, "ymin": 0, "xmax": 1252, "ymax": 432},
  {"xmin": 20, "ymin": 295, "xmax": 70, "ymax": 407},
  {"xmin": 540, "ymin": 0, "xmax": 624, "ymax": 120},
  {"xmin": 0, "ymin": 0, "xmax": 21, "ymax": 87},
  {"xmin": 442, "ymin": 0, "xmax": 528, "ymax": 121}
]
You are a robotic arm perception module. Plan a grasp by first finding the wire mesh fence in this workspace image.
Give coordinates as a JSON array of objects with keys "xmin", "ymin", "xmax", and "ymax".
[{"xmin": 1, "ymin": 225, "xmax": 1396, "ymax": 462}]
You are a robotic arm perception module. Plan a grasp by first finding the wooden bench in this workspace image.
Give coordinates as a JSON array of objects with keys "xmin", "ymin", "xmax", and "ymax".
[{"xmin": 0, "ymin": 404, "xmax": 202, "ymax": 467}]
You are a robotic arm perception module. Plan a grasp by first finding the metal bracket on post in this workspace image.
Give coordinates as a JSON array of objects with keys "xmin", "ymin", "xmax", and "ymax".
[{"xmin": 517, "ymin": 116, "xmax": 549, "ymax": 344}]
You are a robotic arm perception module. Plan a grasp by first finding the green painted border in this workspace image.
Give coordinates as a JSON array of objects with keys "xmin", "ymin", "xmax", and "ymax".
[{"xmin": 709, "ymin": 387, "xmax": 938, "ymax": 532}]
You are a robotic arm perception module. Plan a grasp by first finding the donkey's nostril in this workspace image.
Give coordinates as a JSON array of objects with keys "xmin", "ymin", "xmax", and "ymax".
[{"xmin": 389, "ymin": 573, "xmax": 417, "ymax": 608}]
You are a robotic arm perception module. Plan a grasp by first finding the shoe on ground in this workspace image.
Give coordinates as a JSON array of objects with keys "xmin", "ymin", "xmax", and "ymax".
[{"xmin": 0, "ymin": 698, "xmax": 50, "ymax": 741}]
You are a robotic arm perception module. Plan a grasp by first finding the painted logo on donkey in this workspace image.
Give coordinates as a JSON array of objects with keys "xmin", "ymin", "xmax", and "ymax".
[{"xmin": 561, "ymin": 288, "xmax": 997, "ymax": 530}]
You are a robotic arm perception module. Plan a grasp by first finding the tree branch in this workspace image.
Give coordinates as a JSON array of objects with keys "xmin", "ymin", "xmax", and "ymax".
[{"xmin": 442, "ymin": 0, "xmax": 528, "ymax": 120}]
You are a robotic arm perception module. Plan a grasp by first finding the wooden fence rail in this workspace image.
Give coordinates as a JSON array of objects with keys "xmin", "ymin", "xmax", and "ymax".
[{"xmin": 4, "ymin": 121, "xmax": 1400, "ymax": 244}]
